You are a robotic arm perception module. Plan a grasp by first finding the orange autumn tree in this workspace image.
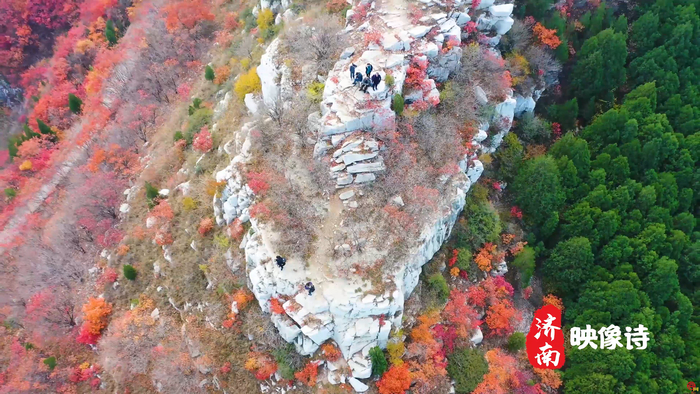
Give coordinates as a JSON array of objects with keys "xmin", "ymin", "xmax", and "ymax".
[
  {"xmin": 467, "ymin": 277, "xmax": 521, "ymax": 338},
  {"xmin": 405, "ymin": 310, "xmax": 449, "ymax": 392},
  {"xmin": 377, "ymin": 364, "xmax": 412, "ymax": 394},
  {"xmin": 245, "ymin": 352, "xmax": 277, "ymax": 380},
  {"xmin": 162, "ymin": 0, "xmax": 214, "ymax": 33},
  {"xmin": 321, "ymin": 343, "xmax": 342, "ymax": 361},
  {"xmin": 295, "ymin": 361, "xmax": 321, "ymax": 386},
  {"xmin": 82, "ymin": 297, "xmax": 112, "ymax": 334},
  {"xmin": 542, "ymin": 294, "xmax": 564, "ymax": 311},
  {"xmin": 474, "ymin": 243, "xmax": 501, "ymax": 271},
  {"xmin": 77, "ymin": 297, "xmax": 112, "ymax": 344},
  {"xmin": 224, "ymin": 288, "xmax": 255, "ymax": 327},
  {"xmin": 532, "ymin": 23, "xmax": 562, "ymax": 49},
  {"xmin": 534, "ymin": 367, "xmax": 563, "ymax": 390},
  {"xmin": 473, "ymin": 349, "xmax": 543, "ymax": 394},
  {"xmin": 484, "ymin": 301, "xmax": 520, "ymax": 337}
]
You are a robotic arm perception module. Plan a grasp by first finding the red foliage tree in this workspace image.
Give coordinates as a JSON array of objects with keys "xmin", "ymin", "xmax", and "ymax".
[
  {"xmin": 162, "ymin": 0, "xmax": 215, "ymax": 33},
  {"xmin": 198, "ymin": 217, "xmax": 214, "ymax": 235},
  {"xmin": 247, "ymin": 171, "xmax": 270, "ymax": 195},
  {"xmin": 442, "ymin": 289, "xmax": 481, "ymax": 339},
  {"xmin": 473, "ymin": 349, "xmax": 542, "ymax": 394},
  {"xmin": 193, "ymin": 126, "xmax": 213, "ymax": 152}
]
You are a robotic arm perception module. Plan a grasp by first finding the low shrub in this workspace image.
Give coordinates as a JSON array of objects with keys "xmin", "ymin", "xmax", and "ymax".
[
  {"xmin": 507, "ymin": 332, "xmax": 526, "ymax": 352},
  {"xmin": 427, "ymin": 273, "xmax": 449, "ymax": 303},
  {"xmin": 392, "ymin": 94, "xmax": 404, "ymax": 116}
]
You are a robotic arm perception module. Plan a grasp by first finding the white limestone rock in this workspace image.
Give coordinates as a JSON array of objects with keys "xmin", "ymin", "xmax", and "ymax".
[
  {"xmin": 467, "ymin": 160, "xmax": 484, "ymax": 184},
  {"xmin": 471, "ymin": 327, "xmax": 484, "ymax": 345},
  {"xmin": 244, "ymin": 93, "xmax": 261, "ymax": 115},
  {"xmin": 473, "ymin": 129, "xmax": 488, "ymax": 143},
  {"xmin": 119, "ymin": 203, "xmax": 130, "ymax": 214},
  {"xmin": 348, "ymin": 377, "xmax": 369, "ymax": 392},
  {"xmin": 489, "ymin": 4, "xmax": 514, "ymax": 17},
  {"xmin": 474, "ymin": 87, "xmax": 488, "ymax": 106},
  {"xmin": 491, "ymin": 260, "xmax": 508, "ymax": 277},
  {"xmin": 409, "ymin": 25, "xmax": 432, "ymax": 38},
  {"xmin": 514, "ymin": 94, "xmax": 536, "ymax": 117},
  {"xmin": 474, "ymin": 0, "xmax": 495, "ymax": 9},
  {"xmin": 454, "ymin": 12, "xmax": 471, "ymax": 26},
  {"xmin": 340, "ymin": 46, "xmax": 356, "ymax": 59},
  {"xmin": 257, "ymin": 38, "xmax": 282, "ymax": 109},
  {"xmin": 494, "ymin": 17, "xmax": 514, "ymax": 35}
]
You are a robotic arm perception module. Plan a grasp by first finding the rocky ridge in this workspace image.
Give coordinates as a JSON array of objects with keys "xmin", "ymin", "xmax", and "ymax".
[{"xmin": 212, "ymin": 0, "xmax": 538, "ymax": 390}]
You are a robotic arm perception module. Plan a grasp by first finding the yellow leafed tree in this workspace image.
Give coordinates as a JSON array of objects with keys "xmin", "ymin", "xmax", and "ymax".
[{"xmin": 234, "ymin": 67, "xmax": 262, "ymax": 100}]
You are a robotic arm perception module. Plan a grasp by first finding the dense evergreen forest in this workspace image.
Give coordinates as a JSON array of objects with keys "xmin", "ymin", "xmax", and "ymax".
[{"xmin": 507, "ymin": 0, "xmax": 700, "ymax": 391}]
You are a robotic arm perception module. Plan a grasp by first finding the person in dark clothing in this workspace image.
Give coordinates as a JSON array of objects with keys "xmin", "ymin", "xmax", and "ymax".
[
  {"xmin": 276, "ymin": 256, "xmax": 286, "ymax": 270},
  {"xmin": 371, "ymin": 73, "xmax": 381, "ymax": 91},
  {"xmin": 365, "ymin": 63, "xmax": 373, "ymax": 77},
  {"xmin": 350, "ymin": 63, "xmax": 357, "ymax": 80},
  {"xmin": 360, "ymin": 76, "xmax": 372, "ymax": 93},
  {"xmin": 353, "ymin": 72, "xmax": 363, "ymax": 86},
  {"xmin": 304, "ymin": 282, "xmax": 315, "ymax": 296}
]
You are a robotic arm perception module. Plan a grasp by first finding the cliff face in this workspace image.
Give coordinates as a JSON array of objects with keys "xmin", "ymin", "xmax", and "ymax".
[{"xmin": 212, "ymin": 0, "xmax": 538, "ymax": 388}]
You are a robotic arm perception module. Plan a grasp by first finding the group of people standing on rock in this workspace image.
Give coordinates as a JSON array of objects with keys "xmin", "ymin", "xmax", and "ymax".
[
  {"xmin": 276, "ymin": 255, "xmax": 316, "ymax": 296},
  {"xmin": 351, "ymin": 63, "xmax": 382, "ymax": 93}
]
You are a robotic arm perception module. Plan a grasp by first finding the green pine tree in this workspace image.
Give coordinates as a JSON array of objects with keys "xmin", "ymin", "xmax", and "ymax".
[
  {"xmin": 68, "ymin": 93, "xmax": 82, "ymax": 114},
  {"xmin": 7, "ymin": 137, "xmax": 19, "ymax": 159},
  {"xmin": 123, "ymin": 264, "xmax": 137, "ymax": 280},
  {"xmin": 369, "ymin": 347, "xmax": 388, "ymax": 376},
  {"xmin": 105, "ymin": 20, "xmax": 118, "ymax": 45},
  {"xmin": 145, "ymin": 181, "xmax": 159, "ymax": 207},
  {"xmin": 23, "ymin": 123, "xmax": 39, "ymax": 141},
  {"xmin": 392, "ymin": 94, "xmax": 404, "ymax": 116},
  {"xmin": 36, "ymin": 119, "xmax": 55, "ymax": 136},
  {"xmin": 205, "ymin": 65, "xmax": 215, "ymax": 82},
  {"xmin": 43, "ymin": 357, "xmax": 57, "ymax": 371}
]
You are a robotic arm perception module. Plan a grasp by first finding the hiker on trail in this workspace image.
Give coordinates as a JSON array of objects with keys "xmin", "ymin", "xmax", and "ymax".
[
  {"xmin": 350, "ymin": 63, "xmax": 357, "ymax": 80},
  {"xmin": 365, "ymin": 63, "xmax": 373, "ymax": 77},
  {"xmin": 305, "ymin": 282, "xmax": 315, "ymax": 296},
  {"xmin": 360, "ymin": 76, "xmax": 372, "ymax": 93},
  {"xmin": 276, "ymin": 256, "xmax": 286, "ymax": 270},
  {"xmin": 371, "ymin": 73, "xmax": 381, "ymax": 91},
  {"xmin": 353, "ymin": 72, "xmax": 363, "ymax": 86}
]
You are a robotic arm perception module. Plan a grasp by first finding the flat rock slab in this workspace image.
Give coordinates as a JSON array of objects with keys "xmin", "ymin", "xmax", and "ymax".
[
  {"xmin": 340, "ymin": 46, "xmax": 356, "ymax": 59},
  {"xmin": 339, "ymin": 190, "xmax": 355, "ymax": 200},
  {"xmin": 337, "ymin": 174, "xmax": 353, "ymax": 186},
  {"xmin": 354, "ymin": 173, "xmax": 376, "ymax": 183},
  {"xmin": 342, "ymin": 152, "xmax": 378, "ymax": 165},
  {"xmin": 347, "ymin": 162, "xmax": 386, "ymax": 173}
]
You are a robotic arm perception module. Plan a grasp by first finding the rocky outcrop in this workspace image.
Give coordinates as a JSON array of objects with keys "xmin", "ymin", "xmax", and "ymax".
[{"xmin": 214, "ymin": 0, "xmax": 541, "ymax": 390}]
